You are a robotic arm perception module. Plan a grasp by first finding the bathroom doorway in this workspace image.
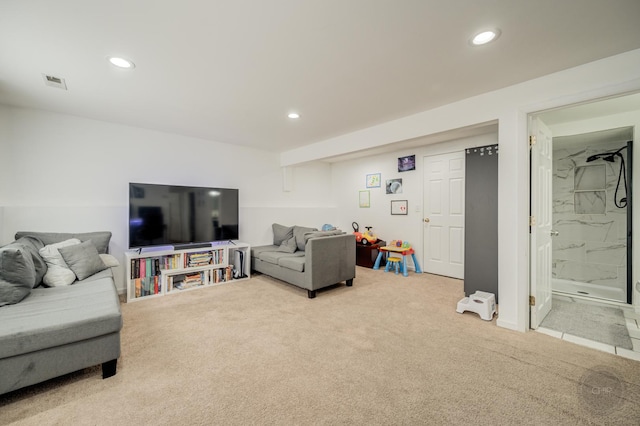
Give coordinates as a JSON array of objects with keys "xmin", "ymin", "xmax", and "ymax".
[
  {"xmin": 551, "ymin": 128, "xmax": 632, "ymax": 304},
  {"xmin": 529, "ymin": 94, "xmax": 639, "ymax": 353},
  {"xmin": 529, "ymin": 92, "xmax": 639, "ymax": 330}
]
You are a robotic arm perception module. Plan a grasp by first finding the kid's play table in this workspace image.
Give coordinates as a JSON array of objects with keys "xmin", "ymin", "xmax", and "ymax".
[{"xmin": 372, "ymin": 246, "xmax": 422, "ymax": 277}]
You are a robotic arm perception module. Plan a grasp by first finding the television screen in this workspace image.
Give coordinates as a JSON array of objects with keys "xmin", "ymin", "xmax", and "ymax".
[{"xmin": 128, "ymin": 183, "xmax": 239, "ymax": 249}]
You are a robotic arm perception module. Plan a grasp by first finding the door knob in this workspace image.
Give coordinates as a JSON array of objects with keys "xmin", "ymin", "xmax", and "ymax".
[
  {"xmin": 550, "ymin": 230, "xmax": 559, "ymax": 237},
  {"xmin": 424, "ymin": 218, "xmax": 430, "ymax": 223}
]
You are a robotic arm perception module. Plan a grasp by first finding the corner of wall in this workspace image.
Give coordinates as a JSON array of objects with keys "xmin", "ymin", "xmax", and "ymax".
[{"xmin": 496, "ymin": 317, "xmax": 524, "ymax": 332}]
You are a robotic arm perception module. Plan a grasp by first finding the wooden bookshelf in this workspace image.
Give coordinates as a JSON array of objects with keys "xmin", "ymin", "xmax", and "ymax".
[{"xmin": 125, "ymin": 243, "xmax": 250, "ymax": 302}]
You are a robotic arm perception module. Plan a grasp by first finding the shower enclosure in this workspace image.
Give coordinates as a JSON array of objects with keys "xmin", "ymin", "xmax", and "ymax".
[{"xmin": 551, "ymin": 127, "xmax": 633, "ymax": 303}]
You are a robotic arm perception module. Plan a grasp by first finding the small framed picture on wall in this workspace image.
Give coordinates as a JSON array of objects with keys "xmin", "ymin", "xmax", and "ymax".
[
  {"xmin": 386, "ymin": 178, "xmax": 402, "ymax": 194},
  {"xmin": 391, "ymin": 200, "xmax": 408, "ymax": 215},
  {"xmin": 359, "ymin": 190, "xmax": 370, "ymax": 208},
  {"xmin": 398, "ymin": 155, "xmax": 415, "ymax": 172},
  {"xmin": 366, "ymin": 173, "xmax": 381, "ymax": 188}
]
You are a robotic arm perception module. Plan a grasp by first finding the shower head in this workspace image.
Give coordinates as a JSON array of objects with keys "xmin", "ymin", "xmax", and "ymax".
[
  {"xmin": 586, "ymin": 153, "xmax": 616, "ymax": 163},
  {"xmin": 586, "ymin": 144, "xmax": 630, "ymax": 163}
]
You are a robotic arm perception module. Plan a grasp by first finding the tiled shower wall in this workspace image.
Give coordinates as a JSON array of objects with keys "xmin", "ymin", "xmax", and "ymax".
[{"xmin": 552, "ymin": 140, "xmax": 628, "ymax": 292}]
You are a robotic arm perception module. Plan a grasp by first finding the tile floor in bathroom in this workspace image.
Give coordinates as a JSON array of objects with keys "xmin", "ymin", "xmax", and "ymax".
[{"xmin": 537, "ymin": 309, "xmax": 640, "ymax": 362}]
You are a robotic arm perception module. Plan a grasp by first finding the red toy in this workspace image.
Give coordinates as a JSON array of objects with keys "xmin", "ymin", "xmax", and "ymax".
[{"xmin": 352, "ymin": 222, "xmax": 363, "ymax": 243}]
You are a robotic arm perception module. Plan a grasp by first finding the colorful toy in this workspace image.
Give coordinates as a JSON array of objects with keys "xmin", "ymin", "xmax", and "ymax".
[
  {"xmin": 390, "ymin": 240, "xmax": 411, "ymax": 249},
  {"xmin": 352, "ymin": 222, "xmax": 363, "ymax": 243},
  {"xmin": 361, "ymin": 226, "xmax": 377, "ymax": 245}
]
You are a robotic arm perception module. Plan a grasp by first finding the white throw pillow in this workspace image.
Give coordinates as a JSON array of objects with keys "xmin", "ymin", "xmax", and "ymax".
[
  {"xmin": 99, "ymin": 253, "xmax": 120, "ymax": 268},
  {"xmin": 39, "ymin": 238, "xmax": 81, "ymax": 287}
]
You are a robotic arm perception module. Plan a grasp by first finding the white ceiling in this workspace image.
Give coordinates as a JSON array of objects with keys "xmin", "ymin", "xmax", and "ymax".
[{"xmin": 1, "ymin": 0, "xmax": 640, "ymax": 153}]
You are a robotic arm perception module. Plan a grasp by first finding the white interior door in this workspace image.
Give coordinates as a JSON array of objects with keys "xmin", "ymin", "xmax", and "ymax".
[
  {"xmin": 530, "ymin": 117, "xmax": 553, "ymax": 329},
  {"xmin": 423, "ymin": 151, "xmax": 465, "ymax": 279}
]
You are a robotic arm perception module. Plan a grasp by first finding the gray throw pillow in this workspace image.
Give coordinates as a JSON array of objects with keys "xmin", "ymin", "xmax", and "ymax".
[
  {"xmin": 272, "ymin": 223, "xmax": 294, "ymax": 246},
  {"xmin": 58, "ymin": 240, "xmax": 107, "ymax": 281},
  {"xmin": 0, "ymin": 237, "xmax": 45, "ymax": 306},
  {"xmin": 16, "ymin": 236, "xmax": 47, "ymax": 285},
  {"xmin": 293, "ymin": 226, "xmax": 318, "ymax": 252},
  {"xmin": 276, "ymin": 236, "xmax": 297, "ymax": 253}
]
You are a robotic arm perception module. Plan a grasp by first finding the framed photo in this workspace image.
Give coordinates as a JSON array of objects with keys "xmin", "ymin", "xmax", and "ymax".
[
  {"xmin": 398, "ymin": 155, "xmax": 415, "ymax": 172},
  {"xmin": 366, "ymin": 173, "xmax": 381, "ymax": 188},
  {"xmin": 391, "ymin": 200, "xmax": 408, "ymax": 215},
  {"xmin": 386, "ymin": 178, "xmax": 403, "ymax": 194},
  {"xmin": 359, "ymin": 190, "xmax": 370, "ymax": 208}
]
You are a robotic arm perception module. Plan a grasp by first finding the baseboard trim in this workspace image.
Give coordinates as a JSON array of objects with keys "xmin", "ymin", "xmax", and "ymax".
[{"xmin": 496, "ymin": 318, "xmax": 521, "ymax": 332}]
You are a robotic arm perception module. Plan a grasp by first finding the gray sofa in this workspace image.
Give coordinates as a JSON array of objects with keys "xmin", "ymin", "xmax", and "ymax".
[
  {"xmin": 251, "ymin": 224, "xmax": 356, "ymax": 298},
  {"xmin": 0, "ymin": 231, "xmax": 122, "ymax": 395}
]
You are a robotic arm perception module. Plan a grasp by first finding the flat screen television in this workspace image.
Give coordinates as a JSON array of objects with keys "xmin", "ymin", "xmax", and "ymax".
[{"xmin": 128, "ymin": 183, "xmax": 239, "ymax": 249}]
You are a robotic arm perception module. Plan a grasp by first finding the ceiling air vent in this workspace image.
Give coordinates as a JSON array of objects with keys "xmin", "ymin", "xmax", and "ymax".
[{"xmin": 42, "ymin": 74, "xmax": 67, "ymax": 90}]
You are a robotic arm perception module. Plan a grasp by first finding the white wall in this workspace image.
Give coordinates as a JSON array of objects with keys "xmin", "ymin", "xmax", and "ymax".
[
  {"xmin": 1, "ymin": 107, "xmax": 334, "ymax": 293},
  {"xmin": 282, "ymin": 48, "xmax": 640, "ymax": 332},
  {"xmin": 330, "ymin": 133, "xmax": 498, "ymax": 271},
  {"xmin": 242, "ymin": 161, "xmax": 337, "ymax": 245}
]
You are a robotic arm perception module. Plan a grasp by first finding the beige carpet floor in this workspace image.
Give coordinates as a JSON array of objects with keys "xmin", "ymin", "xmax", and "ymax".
[{"xmin": 1, "ymin": 267, "xmax": 639, "ymax": 425}]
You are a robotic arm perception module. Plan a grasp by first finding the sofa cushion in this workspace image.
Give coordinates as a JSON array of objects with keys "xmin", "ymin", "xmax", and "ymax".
[
  {"xmin": 276, "ymin": 236, "xmax": 297, "ymax": 253},
  {"xmin": 278, "ymin": 256, "xmax": 305, "ymax": 273},
  {"xmin": 15, "ymin": 231, "xmax": 112, "ymax": 254},
  {"xmin": 0, "ymin": 275, "xmax": 122, "ymax": 359},
  {"xmin": 21, "ymin": 237, "xmax": 47, "ymax": 286},
  {"xmin": 293, "ymin": 226, "xmax": 317, "ymax": 251},
  {"xmin": 58, "ymin": 240, "xmax": 108, "ymax": 281},
  {"xmin": 251, "ymin": 245, "xmax": 280, "ymax": 259},
  {"xmin": 258, "ymin": 251, "xmax": 304, "ymax": 266},
  {"xmin": 272, "ymin": 223, "xmax": 294, "ymax": 246},
  {"xmin": 0, "ymin": 237, "xmax": 46, "ymax": 306},
  {"xmin": 39, "ymin": 238, "xmax": 81, "ymax": 287}
]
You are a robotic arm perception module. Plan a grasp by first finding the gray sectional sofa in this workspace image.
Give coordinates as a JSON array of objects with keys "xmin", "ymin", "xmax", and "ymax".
[
  {"xmin": 0, "ymin": 231, "xmax": 122, "ymax": 395},
  {"xmin": 251, "ymin": 224, "xmax": 356, "ymax": 298}
]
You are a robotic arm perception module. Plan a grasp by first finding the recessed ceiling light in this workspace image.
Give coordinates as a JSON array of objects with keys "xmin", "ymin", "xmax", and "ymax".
[
  {"xmin": 108, "ymin": 56, "xmax": 135, "ymax": 69},
  {"xmin": 288, "ymin": 112, "xmax": 300, "ymax": 119},
  {"xmin": 471, "ymin": 29, "xmax": 500, "ymax": 46}
]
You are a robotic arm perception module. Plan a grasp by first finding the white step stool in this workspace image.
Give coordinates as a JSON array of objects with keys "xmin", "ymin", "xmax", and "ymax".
[{"xmin": 456, "ymin": 291, "xmax": 496, "ymax": 321}]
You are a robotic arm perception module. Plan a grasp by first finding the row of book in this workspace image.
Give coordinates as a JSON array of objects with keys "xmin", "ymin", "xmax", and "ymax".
[
  {"xmin": 165, "ymin": 266, "xmax": 235, "ymax": 291},
  {"xmin": 169, "ymin": 271, "xmax": 205, "ymax": 291},
  {"xmin": 184, "ymin": 249, "xmax": 224, "ymax": 267},
  {"xmin": 132, "ymin": 270, "xmax": 239, "ymax": 298},
  {"xmin": 212, "ymin": 266, "xmax": 233, "ymax": 284},
  {"xmin": 130, "ymin": 255, "xmax": 179, "ymax": 279},
  {"xmin": 134, "ymin": 276, "xmax": 160, "ymax": 298}
]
